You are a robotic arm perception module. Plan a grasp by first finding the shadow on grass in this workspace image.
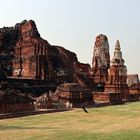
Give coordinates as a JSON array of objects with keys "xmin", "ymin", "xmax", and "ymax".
[
  {"xmin": 0, "ymin": 125, "xmax": 59, "ymax": 131},
  {"xmin": 0, "ymin": 109, "xmax": 71, "ymax": 120}
]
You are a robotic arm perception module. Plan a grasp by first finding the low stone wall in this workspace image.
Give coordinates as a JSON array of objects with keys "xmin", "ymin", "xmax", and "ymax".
[
  {"xmin": 0, "ymin": 103, "xmax": 34, "ymax": 113},
  {"xmin": 93, "ymin": 92, "xmax": 110, "ymax": 102},
  {"xmin": 93, "ymin": 92, "xmax": 123, "ymax": 105},
  {"xmin": 128, "ymin": 94, "xmax": 140, "ymax": 102}
]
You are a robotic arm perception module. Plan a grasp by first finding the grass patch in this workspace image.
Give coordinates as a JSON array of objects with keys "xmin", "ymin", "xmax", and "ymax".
[{"xmin": 0, "ymin": 102, "xmax": 140, "ymax": 140}]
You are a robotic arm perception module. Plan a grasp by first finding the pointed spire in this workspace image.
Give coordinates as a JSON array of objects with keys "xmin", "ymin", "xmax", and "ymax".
[
  {"xmin": 111, "ymin": 40, "xmax": 124, "ymax": 66},
  {"xmin": 115, "ymin": 40, "xmax": 120, "ymax": 50}
]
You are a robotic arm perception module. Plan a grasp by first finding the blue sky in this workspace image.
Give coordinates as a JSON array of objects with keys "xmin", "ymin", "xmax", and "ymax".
[{"xmin": 0, "ymin": 0, "xmax": 140, "ymax": 75}]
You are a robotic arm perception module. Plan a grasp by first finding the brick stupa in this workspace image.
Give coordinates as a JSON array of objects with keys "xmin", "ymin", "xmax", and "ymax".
[{"xmin": 104, "ymin": 40, "xmax": 129, "ymax": 100}]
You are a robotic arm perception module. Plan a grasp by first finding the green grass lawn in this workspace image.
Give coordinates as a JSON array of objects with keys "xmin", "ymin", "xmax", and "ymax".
[{"xmin": 1, "ymin": 102, "xmax": 140, "ymax": 140}]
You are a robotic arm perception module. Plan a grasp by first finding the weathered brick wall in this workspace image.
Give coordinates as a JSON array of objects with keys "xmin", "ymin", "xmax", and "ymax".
[
  {"xmin": 11, "ymin": 20, "xmax": 78, "ymax": 82},
  {"xmin": 0, "ymin": 103, "xmax": 34, "ymax": 113}
]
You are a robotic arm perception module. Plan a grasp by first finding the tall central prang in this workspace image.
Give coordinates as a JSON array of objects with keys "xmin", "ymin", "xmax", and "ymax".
[{"xmin": 92, "ymin": 34, "xmax": 110, "ymax": 86}]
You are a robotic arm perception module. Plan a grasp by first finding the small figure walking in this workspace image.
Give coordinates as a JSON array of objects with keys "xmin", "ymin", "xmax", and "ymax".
[{"xmin": 82, "ymin": 105, "xmax": 88, "ymax": 113}]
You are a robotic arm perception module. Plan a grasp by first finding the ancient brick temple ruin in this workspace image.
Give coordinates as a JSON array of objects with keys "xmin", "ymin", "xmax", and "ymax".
[
  {"xmin": 0, "ymin": 20, "xmax": 140, "ymax": 113},
  {"xmin": 0, "ymin": 20, "xmax": 79, "ymax": 112},
  {"xmin": 92, "ymin": 35, "xmax": 139, "ymax": 104},
  {"xmin": 127, "ymin": 74, "xmax": 140, "ymax": 101}
]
